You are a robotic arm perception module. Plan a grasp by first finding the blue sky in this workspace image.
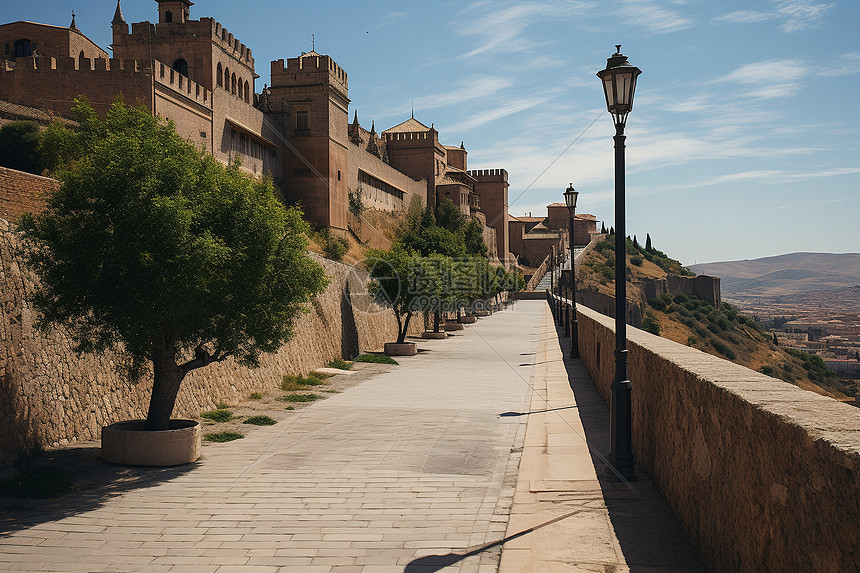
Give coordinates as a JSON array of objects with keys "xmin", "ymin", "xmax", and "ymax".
[{"xmin": 7, "ymin": 1, "xmax": 859, "ymax": 265}]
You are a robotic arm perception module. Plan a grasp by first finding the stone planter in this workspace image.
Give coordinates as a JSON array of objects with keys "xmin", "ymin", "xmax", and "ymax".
[
  {"xmin": 422, "ymin": 331, "xmax": 448, "ymax": 339},
  {"xmin": 444, "ymin": 323, "xmax": 464, "ymax": 331},
  {"xmin": 475, "ymin": 310, "xmax": 491, "ymax": 317},
  {"xmin": 384, "ymin": 342, "xmax": 418, "ymax": 356},
  {"xmin": 101, "ymin": 419, "xmax": 201, "ymax": 466},
  {"xmin": 459, "ymin": 316, "xmax": 478, "ymax": 324}
]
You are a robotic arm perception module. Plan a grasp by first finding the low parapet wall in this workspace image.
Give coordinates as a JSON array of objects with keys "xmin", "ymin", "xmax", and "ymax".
[{"xmin": 576, "ymin": 304, "xmax": 860, "ymax": 572}]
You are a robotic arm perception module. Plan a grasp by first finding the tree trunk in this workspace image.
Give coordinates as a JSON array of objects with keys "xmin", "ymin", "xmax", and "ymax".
[
  {"xmin": 433, "ymin": 310, "xmax": 441, "ymax": 333},
  {"xmin": 146, "ymin": 334, "xmax": 187, "ymax": 431},
  {"xmin": 398, "ymin": 313, "xmax": 412, "ymax": 344}
]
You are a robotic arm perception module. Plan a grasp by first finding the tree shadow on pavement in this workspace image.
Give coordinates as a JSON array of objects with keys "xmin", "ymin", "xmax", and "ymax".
[
  {"xmin": 0, "ymin": 444, "xmax": 195, "ymax": 534},
  {"xmin": 402, "ymin": 510, "xmax": 578, "ymax": 572}
]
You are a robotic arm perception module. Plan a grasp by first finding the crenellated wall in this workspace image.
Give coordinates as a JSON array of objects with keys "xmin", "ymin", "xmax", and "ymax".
[
  {"xmin": 0, "ymin": 218, "xmax": 417, "ymax": 466},
  {"xmin": 575, "ymin": 303, "xmax": 860, "ymax": 572}
]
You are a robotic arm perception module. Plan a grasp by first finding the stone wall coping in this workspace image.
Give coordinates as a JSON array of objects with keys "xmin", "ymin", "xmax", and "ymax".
[{"xmin": 579, "ymin": 304, "xmax": 860, "ymax": 452}]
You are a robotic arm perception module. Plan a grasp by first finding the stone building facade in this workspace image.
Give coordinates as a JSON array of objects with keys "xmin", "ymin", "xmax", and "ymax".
[
  {"xmin": 0, "ymin": 0, "xmax": 512, "ymax": 262},
  {"xmin": 508, "ymin": 205, "xmax": 598, "ymax": 268}
]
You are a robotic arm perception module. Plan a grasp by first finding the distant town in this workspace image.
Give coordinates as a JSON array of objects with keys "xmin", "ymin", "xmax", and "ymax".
[{"xmin": 732, "ymin": 286, "xmax": 860, "ymax": 379}]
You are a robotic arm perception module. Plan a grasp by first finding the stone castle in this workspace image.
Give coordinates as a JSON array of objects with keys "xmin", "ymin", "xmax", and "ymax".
[{"xmin": 0, "ymin": 0, "xmax": 529, "ymax": 264}]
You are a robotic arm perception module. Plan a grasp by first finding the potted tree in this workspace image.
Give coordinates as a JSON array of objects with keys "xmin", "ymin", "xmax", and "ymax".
[
  {"xmin": 22, "ymin": 99, "xmax": 328, "ymax": 465},
  {"xmin": 366, "ymin": 246, "xmax": 437, "ymax": 355}
]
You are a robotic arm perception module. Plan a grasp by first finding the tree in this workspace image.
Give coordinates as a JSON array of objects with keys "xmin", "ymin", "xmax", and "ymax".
[
  {"xmin": 366, "ymin": 246, "xmax": 439, "ymax": 343},
  {"xmin": 645, "ymin": 233, "xmax": 653, "ymax": 252},
  {"xmin": 773, "ymin": 332, "xmax": 779, "ymax": 346},
  {"xmin": 22, "ymin": 99, "xmax": 327, "ymax": 430},
  {"xmin": 0, "ymin": 121, "xmax": 43, "ymax": 174},
  {"xmin": 600, "ymin": 222, "xmax": 606, "ymax": 234}
]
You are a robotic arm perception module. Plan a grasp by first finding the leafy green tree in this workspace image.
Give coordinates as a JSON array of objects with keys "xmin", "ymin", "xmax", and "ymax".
[
  {"xmin": 0, "ymin": 121, "xmax": 43, "ymax": 174},
  {"xmin": 367, "ymin": 246, "xmax": 440, "ymax": 343},
  {"xmin": 463, "ymin": 218, "xmax": 487, "ymax": 257},
  {"xmin": 22, "ymin": 99, "xmax": 327, "ymax": 430}
]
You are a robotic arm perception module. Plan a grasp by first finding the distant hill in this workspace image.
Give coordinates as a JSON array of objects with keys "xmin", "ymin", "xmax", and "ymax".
[{"xmin": 689, "ymin": 253, "xmax": 860, "ymax": 298}]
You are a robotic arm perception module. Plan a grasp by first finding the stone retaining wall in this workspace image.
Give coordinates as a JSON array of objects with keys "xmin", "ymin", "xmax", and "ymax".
[
  {"xmin": 0, "ymin": 166, "xmax": 53, "ymax": 223},
  {"xmin": 0, "ymin": 218, "xmax": 415, "ymax": 465},
  {"xmin": 576, "ymin": 304, "xmax": 860, "ymax": 572}
]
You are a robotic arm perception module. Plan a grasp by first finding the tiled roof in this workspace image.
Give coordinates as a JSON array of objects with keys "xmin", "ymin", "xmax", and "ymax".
[{"xmin": 383, "ymin": 117, "xmax": 431, "ymax": 133}]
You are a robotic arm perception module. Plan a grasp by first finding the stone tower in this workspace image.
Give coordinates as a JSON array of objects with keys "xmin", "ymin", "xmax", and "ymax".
[
  {"xmin": 468, "ymin": 169, "xmax": 510, "ymax": 267},
  {"xmin": 268, "ymin": 52, "xmax": 350, "ymax": 231}
]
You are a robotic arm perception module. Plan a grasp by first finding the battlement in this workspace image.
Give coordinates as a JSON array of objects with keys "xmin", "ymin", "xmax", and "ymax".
[
  {"xmin": 467, "ymin": 168, "xmax": 508, "ymax": 181},
  {"xmin": 0, "ymin": 56, "xmax": 212, "ymax": 109},
  {"xmin": 383, "ymin": 131, "xmax": 438, "ymax": 142},
  {"xmin": 2, "ymin": 55, "xmax": 148, "ymax": 74},
  {"xmin": 122, "ymin": 18, "xmax": 253, "ymax": 68},
  {"xmin": 271, "ymin": 53, "xmax": 348, "ymax": 90},
  {"xmin": 153, "ymin": 60, "xmax": 213, "ymax": 109}
]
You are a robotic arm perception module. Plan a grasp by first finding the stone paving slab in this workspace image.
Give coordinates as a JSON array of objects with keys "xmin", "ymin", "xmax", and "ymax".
[
  {"xmin": 0, "ymin": 302, "xmax": 544, "ymax": 572},
  {"xmin": 498, "ymin": 303, "xmax": 704, "ymax": 572}
]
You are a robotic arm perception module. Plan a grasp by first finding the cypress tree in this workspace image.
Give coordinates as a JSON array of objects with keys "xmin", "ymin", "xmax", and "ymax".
[{"xmin": 646, "ymin": 233, "xmax": 652, "ymax": 252}]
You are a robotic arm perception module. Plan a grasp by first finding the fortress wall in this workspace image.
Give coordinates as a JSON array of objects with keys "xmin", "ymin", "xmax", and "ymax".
[
  {"xmin": 0, "ymin": 218, "xmax": 411, "ymax": 465},
  {"xmin": 0, "ymin": 56, "xmax": 154, "ymax": 118},
  {"xmin": 0, "ymin": 167, "xmax": 54, "ymax": 223},
  {"xmin": 576, "ymin": 303, "xmax": 860, "ymax": 572}
]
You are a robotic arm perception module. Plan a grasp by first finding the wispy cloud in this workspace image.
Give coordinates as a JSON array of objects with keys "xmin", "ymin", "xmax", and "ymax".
[
  {"xmin": 412, "ymin": 76, "xmax": 512, "ymax": 113},
  {"xmin": 776, "ymin": 0, "xmax": 835, "ymax": 32},
  {"xmin": 714, "ymin": 1, "xmax": 834, "ymax": 32},
  {"xmin": 718, "ymin": 59, "xmax": 808, "ymax": 98},
  {"xmin": 375, "ymin": 11, "xmax": 407, "ymax": 29},
  {"xmin": 819, "ymin": 52, "xmax": 860, "ymax": 77},
  {"xmin": 456, "ymin": 1, "xmax": 594, "ymax": 59},
  {"xmin": 446, "ymin": 96, "xmax": 554, "ymax": 132},
  {"xmin": 620, "ymin": 0, "xmax": 693, "ymax": 34},
  {"xmin": 715, "ymin": 10, "xmax": 775, "ymax": 24},
  {"xmin": 721, "ymin": 59, "xmax": 808, "ymax": 84}
]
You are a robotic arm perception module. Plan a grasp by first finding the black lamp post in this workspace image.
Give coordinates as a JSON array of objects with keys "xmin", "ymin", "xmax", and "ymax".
[
  {"xmin": 597, "ymin": 45, "xmax": 641, "ymax": 482},
  {"xmin": 564, "ymin": 184, "xmax": 579, "ymax": 359},
  {"xmin": 550, "ymin": 245, "xmax": 555, "ymax": 318}
]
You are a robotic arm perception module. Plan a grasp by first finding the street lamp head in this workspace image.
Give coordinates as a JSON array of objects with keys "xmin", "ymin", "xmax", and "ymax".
[
  {"xmin": 597, "ymin": 45, "xmax": 642, "ymax": 128},
  {"xmin": 564, "ymin": 183, "xmax": 578, "ymax": 214}
]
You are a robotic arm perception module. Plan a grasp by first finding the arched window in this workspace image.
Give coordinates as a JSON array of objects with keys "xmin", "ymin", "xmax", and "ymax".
[
  {"xmin": 244, "ymin": 80, "xmax": 250, "ymax": 103},
  {"xmin": 165, "ymin": 10, "xmax": 173, "ymax": 23},
  {"xmin": 231, "ymin": 73, "xmax": 236, "ymax": 95},
  {"xmin": 78, "ymin": 50, "xmax": 86, "ymax": 68},
  {"xmin": 172, "ymin": 58, "xmax": 188, "ymax": 77},
  {"xmin": 13, "ymin": 38, "xmax": 31, "ymax": 59},
  {"xmin": 224, "ymin": 67, "xmax": 230, "ymax": 91},
  {"xmin": 216, "ymin": 62, "xmax": 223, "ymax": 86}
]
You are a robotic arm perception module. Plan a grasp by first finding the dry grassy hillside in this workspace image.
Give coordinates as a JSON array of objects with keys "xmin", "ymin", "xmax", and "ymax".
[{"xmin": 578, "ymin": 236, "xmax": 857, "ymax": 402}]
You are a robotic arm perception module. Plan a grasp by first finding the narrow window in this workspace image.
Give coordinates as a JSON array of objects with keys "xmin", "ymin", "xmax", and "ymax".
[
  {"xmin": 337, "ymin": 170, "xmax": 341, "ymax": 182},
  {"xmin": 165, "ymin": 10, "xmax": 173, "ymax": 23},
  {"xmin": 13, "ymin": 38, "xmax": 31, "ymax": 59},
  {"xmin": 244, "ymin": 80, "xmax": 250, "ymax": 103},
  {"xmin": 224, "ymin": 66, "xmax": 230, "ymax": 90},
  {"xmin": 296, "ymin": 111, "xmax": 308, "ymax": 135},
  {"xmin": 216, "ymin": 62, "xmax": 223, "ymax": 86},
  {"xmin": 78, "ymin": 50, "xmax": 86, "ymax": 68},
  {"xmin": 231, "ymin": 73, "xmax": 236, "ymax": 95}
]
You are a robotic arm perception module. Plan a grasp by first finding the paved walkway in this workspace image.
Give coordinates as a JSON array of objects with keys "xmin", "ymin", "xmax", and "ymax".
[
  {"xmin": 499, "ymin": 303, "xmax": 703, "ymax": 572},
  {"xmin": 0, "ymin": 300, "xmax": 703, "ymax": 572},
  {"xmin": 0, "ymin": 303, "xmax": 542, "ymax": 572}
]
